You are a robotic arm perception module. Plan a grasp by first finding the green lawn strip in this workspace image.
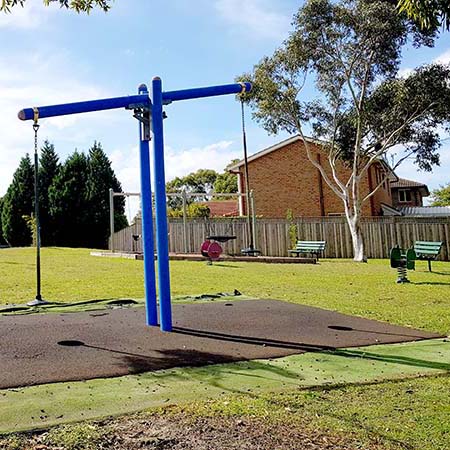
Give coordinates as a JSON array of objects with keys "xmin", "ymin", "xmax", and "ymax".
[
  {"xmin": 1, "ymin": 247, "xmax": 449, "ymax": 334},
  {"xmin": 181, "ymin": 374, "xmax": 450, "ymax": 450},
  {"xmin": 1, "ymin": 338, "xmax": 448, "ymax": 434}
]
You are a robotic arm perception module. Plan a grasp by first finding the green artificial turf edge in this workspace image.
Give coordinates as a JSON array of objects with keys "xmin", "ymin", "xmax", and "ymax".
[{"xmin": 1, "ymin": 338, "xmax": 448, "ymax": 434}]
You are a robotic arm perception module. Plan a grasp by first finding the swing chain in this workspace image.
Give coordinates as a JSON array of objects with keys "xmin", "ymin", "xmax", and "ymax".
[{"xmin": 33, "ymin": 107, "xmax": 40, "ymax": 153}]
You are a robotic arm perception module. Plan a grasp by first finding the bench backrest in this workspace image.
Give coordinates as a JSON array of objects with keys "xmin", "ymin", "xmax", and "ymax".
[
  {"xmin": 413, "ymin": 241, "xmax": 443, "ymax": 256},
  {"xmin": 296, "ymin": 241, "xmax": 327, "ymax": 251}
]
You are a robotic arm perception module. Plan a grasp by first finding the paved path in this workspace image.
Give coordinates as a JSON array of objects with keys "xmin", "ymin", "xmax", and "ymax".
[{"xmin": 0, "ymin": 299, "xmax": 441, "ymax": 388}]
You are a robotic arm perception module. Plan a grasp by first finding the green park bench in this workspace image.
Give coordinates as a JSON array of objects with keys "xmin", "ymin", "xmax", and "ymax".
[
  {"xmin": 413, "ymin": 241, "xmax": 443, "ymax": 272},
  {"xmin": 289, "ymin": 240, "xmax": 326, "ymax": 260}
]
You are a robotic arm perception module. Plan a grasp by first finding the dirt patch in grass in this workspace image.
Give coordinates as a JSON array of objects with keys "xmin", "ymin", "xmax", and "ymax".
[{"xmin": 1, "ymin": 413, "xmax": 382, "ymax": 450}]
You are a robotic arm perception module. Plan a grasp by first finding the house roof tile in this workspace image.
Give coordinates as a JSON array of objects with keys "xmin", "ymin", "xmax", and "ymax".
[
  {"xmin": 227, "ymin": 135, "xmax": 324, "ymax": 170},
  {"xmin": 399, "ymin": 206, "xmax": 450, "ymax": 216},
  {"xmin": 390, "ymin": 178, "xmax": 430, "ymax": 196}
]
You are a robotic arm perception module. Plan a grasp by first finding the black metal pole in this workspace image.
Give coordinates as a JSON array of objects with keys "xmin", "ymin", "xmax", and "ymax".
[
  {"xmin": 34, "ymin": 139, "xmax": 42, "ymax": 301},
  {"xmin": 241, "ymin": 101, "xmax": 254, "ymax": 251},
  {"xmin": 27, "ymin": 122, "xmax": 47, "ymax": 306}
]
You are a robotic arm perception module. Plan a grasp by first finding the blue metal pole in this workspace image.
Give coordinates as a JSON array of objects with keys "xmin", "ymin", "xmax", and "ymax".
[
  {"xmin": 163, "ymin": 82, "xmax": 251, "ymax": 103},
  {"xmin": 137, "ymin": 84, "xmax": 158, "ymax": 326},
  {"xmin": 151, "ymin": 77, "xmax": 172, "ymax": 332},
  {"xmin": 18, "ymin": 94, "xmax": 149, "ymax": 121}
]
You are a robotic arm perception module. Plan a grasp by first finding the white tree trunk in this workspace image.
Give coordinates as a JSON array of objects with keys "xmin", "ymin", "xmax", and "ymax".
[{"xmin": 343, "ymin": 204, "xmax": 365, "ymax": 262}]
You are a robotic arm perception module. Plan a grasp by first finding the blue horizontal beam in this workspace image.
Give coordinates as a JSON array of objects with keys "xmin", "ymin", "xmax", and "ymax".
[
  {"xmin": 18, "ymin": 94, "xmax": 150, "ymax": 121},
  {"xmin": 163, "ymin": 82, "xmax": 251, "ymax": 103}
]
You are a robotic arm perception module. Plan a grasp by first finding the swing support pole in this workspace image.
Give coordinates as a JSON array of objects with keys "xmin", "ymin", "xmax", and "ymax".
[{"xmin": 19, "ymin": 80, "xmax": 251, "ymax": 332}]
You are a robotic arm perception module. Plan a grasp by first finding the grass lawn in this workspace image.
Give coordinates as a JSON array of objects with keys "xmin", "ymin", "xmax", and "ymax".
[
  {"xmin": 0, "ymin": 246, "xmax": 449, "ymax": 449},
  {"xmin": 1, "ymin": 246, "xmax": 449, "ymax": 333}
]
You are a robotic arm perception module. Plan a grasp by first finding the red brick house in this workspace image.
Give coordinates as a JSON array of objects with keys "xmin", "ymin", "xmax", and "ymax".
[
  {"xmin": 228, "ymin": 135, "xmax": 396, "ymax": 218},
  {"xmin": 200, "ymin": 200, "xmax": 239, "ymax": 217},
  {"xmin": 390, "ymin": 178, "xmax": 429, "ymax": 208}
]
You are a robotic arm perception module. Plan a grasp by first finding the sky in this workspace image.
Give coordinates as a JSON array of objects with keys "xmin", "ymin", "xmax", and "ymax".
[{"xmin": 0, "ymin": 0, "xmax": 449, "ymax": 218}]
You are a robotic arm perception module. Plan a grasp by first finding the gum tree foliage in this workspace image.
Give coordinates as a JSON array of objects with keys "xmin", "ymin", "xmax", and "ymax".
[
  {"xmin": 167, "ymin": 169, "xmax": 218, "ymax": 197},
  {"xmin": 166, "ymin": 163, "xmax": 239, "ymax": 211},
  {"xmin": 166, "ymin": 169, "xmax": 219, "ymax": 209},
  {"xmin": 1, "ymin": 155, "xmax": 34, "ymax": 247},
  {"xmin": 430, "ymin": 183, "xmax": 450, "ymax": 206},
  {"xmin": 398, "ymin": 0, "xmax": 450, "ymax": 31},
  {"xmin": 239, "ymin": 0, "xmax": 450, "ymax": 261},
  {"xmin": 86, "ymin": 141, "xmax": 127, "ymax": 249},
  {"xmin": 213, "ymin": 159, "xmax": 239, "ymax": 195},
  {"xmin": 167, "ymin": 203, "xmax": 211, "ymax": 219},
  {"xmin": 0, "ymin": 0, "xmax": 112, "ymax": 13}
]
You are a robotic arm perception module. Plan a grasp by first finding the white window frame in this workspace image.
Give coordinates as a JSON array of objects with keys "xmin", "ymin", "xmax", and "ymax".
[{"xmin": 398, "ymin": 189, "xmax": 411, "ymax": 203}]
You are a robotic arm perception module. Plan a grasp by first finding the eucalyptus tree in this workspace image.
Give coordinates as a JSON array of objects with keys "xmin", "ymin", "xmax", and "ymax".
[
  {"xmin": 239, "ymin": 0, "xmax": 450, "ymax": 261},
  {"xmin": 0, "ymin": 0, "xmax": 112, "ymax": 13},
  {"xmin": 430, "ymin": 183, "xmax": 450, "ymax": 206},
  {"xmin": 398, "ymin": 0, "xmax": 450, "ymax": 31}
]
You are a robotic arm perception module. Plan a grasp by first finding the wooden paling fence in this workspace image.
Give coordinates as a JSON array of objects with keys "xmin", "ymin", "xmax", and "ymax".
[{"xmin": 110, "ymin": 216, "xmax": 450, "ymax": 261}]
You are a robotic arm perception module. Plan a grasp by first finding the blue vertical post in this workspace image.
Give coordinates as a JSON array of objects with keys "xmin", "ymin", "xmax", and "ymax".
[
  {"xmin": 138, "ymin": 84, "xmax": 158, "ymax": 326},
  {"xmin": 151, "ymin": 77, "xmax": 172, "ymax": 332}
]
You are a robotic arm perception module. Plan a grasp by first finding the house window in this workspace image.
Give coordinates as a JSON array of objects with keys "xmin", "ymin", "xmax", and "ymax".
[{"xmin": 398, "ymin": 189, "xmax": 411, "ymax": 203}]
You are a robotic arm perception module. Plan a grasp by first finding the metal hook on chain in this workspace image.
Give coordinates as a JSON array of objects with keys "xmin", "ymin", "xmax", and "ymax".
[{"xmin": 33, "ymin": 107, "xmax": 40, "ymax": 150}]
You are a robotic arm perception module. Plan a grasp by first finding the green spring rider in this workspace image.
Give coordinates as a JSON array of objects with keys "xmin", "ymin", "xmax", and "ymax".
[{"xmin": 390, "ymin": 245, "xmax": 416, "ymax": 283}]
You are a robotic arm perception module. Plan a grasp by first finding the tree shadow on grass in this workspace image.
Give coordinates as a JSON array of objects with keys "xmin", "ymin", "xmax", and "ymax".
[
  {"xmin": 72, "ymin": 328, "xmax": 449, "ymax": 390},
  {"xmin": 331, "ymin": 348, "xmax": 450, "ymax": 371},
  {"xmin": 0, "ymin": 298, "xmax": 140, "ymax": 315},
  {"xmin": 66, "ymin": 342, "xmax": 302, "ymax": 394},
  {"xmin": 208, "ymin": 263, "xmax": 241, "ymax": 268},
  {"xmin": 170, "ymin": 328, "xmax": 450, "ymax": 373}
]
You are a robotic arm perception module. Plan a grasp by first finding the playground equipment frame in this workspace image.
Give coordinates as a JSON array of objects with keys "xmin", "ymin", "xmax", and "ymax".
[
  {"xmin": 108, "ymin": 189, "xmax": 258, "ymax": 254},
  {"xmin": 19, "ymin": 78, "xmax": 251, "ymax": 332}
]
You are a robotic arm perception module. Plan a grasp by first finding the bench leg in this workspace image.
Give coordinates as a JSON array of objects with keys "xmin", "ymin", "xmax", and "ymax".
[{"xmin": 428, "ymin": 259, "xmax": 432, "ymax": 272}]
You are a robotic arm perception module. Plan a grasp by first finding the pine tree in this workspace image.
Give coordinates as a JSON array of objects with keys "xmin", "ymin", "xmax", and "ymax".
[
  {"xmin": 1, "ymin": 155, "xmax": 34, "ymax": 246},
  {"xmin": 86, "ymin": 142, "xmax": 127, "ymax": 249},
  {"xmin": 0, "ymin": 197, "xmax": 6, "ymax": 245},
  {"xmin": 39, "ymin": 141, "xmax": 60, "ymax": 246},
  {"xmin": 49, "ymin": 151, "xmax": 90, "ymax": 247}
]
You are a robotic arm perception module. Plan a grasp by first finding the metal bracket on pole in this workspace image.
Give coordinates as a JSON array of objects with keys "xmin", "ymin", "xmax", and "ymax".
[{"xmin": 132, "ymin": 107, "xmax": 151, "ymax": 141}]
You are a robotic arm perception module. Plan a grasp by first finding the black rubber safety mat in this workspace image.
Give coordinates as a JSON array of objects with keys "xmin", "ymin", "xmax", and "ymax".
[{"xmin": 0, "ymin": 299, "xmax": 441, "ymax": 388}]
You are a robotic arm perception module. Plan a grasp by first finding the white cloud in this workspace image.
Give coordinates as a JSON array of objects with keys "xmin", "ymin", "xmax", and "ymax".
[
  {"xmin": 0, "ymin": 51, "xmax": 113, "ymax": 197},
  {"xmin": 397, "ymin": 67, "xmax": 414, "ymax": 78},
  {"xmin": 110, "ymin": 140, "xmax": 241, "ymax": 218},
  {"xmin": 214, "ymin": 0, "xmax": 291, "ymax": 41},
  {"xmin": 111, "ymin": 140, "xmax": 240, "ymax": 193},
  {"xmin": 434, "ymin": 49, "xmax": 450, "ymax": 65},
  {"xmin": 165, "ymin": 140, "xmax": 238, "ymax": 180},
  {"xmin": 394, "ymin": 142, "xmax": 450, "ymax": 204},
  {"xmin": 0, "ymin": 0, "xmax": 53, "ymax": 29},
  {"xmin": 397, "ymin": 47, "xmax": 450, "ymax": 79}
]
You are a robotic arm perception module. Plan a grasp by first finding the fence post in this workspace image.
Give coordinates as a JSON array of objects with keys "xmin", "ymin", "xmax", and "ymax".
[
  {"xmin": 250, "ymin": 190, "xmax": 257, "ymax": 251},
  {"xmin": 182, "ymin": 188, "xmax": 188, "ymax": 253},
  {"xmin": 109, "ymin": 188, "xmax": 114, "ymax": 252}
]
